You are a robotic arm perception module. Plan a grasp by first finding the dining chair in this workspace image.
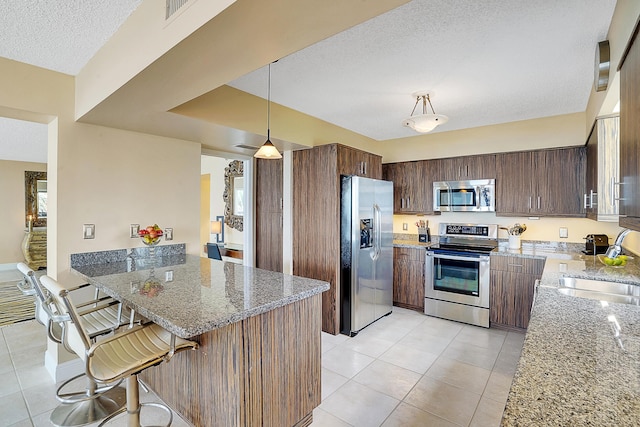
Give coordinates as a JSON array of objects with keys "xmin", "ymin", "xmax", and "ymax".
[
  {"xmin": 16, "ymin": 263, "xmax": 130, "ymax": 427},
  {"xmin": 40, "ymin": 275, "xmax": 198, "ymax": 427},
  {"xmin": 206, "ymin": 242, "xmax": 223, "ymax": 260}
]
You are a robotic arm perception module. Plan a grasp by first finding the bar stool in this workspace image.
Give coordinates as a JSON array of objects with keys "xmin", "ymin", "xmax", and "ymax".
[
  {"xmin": 40, "ymin": 275, "xmax": 198, "ymax": 427},
  {"xmin": 16, "ymin": 263, "xmax": 129, "ymax": 426}
]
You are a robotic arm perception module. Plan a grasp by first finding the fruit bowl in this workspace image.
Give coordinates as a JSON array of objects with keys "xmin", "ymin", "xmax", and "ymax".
[
  {"xmin": 597, "ymin": 254, "xmax": 631, "ymax": 268},
  {"xmin": 138, "ymin": 224, "xmax": 163, "ymax": 246}
]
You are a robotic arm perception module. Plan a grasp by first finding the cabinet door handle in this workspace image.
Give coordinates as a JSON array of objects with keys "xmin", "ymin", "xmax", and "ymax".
[
  {"xmin": 363, "ymin": 161, "xmax": 367, "ymax": 175},
  {"xmin": 612, "ymin": 178, "xmax": 625, "ymax": 205},
  {"xmin": 508, "ymin": 263, "xmax": 524, "ymax": 268},
  {"xmin": 528, "ymin": 196, "xmax": 532, "ymax": 210},
  {"xmin": 590, "ymin": 190, "xmax": 596, "ymax": 208},
  {"xmin": 466, "ymin": 164, "xmax": 469, "ymax": 176},
  {"xmin": 583, "ymin": 193, "xmax": 588, "ymax": 209},
  {"xmin": 537, "ymin": 196, "xmax": 541, "ymax": 210}
]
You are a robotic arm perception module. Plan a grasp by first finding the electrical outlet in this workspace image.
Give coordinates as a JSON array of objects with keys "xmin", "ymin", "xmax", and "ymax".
[
  {"xmin": 130, "ymin": 224, "xmax": 140, "ymax": 238},
  {"xmin": 165, "ymin": 228, "xmax": 173, "ymax": 240},
  {"xmin": 83, "ymin": 224, "xmax": 95, "ymax": 239},
  {"xmin": 559, "ymin": 227, "xmax": 568, "ymax": 238},
  {"xmin": 402, "ymin": 223, "xmax": 408, "ymax": 231}
]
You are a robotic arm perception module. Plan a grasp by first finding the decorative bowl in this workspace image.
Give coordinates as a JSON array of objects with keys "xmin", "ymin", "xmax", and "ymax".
[
  {"xmin": 597, "ymin": 254, "xmax": 631, "ymax": 268},
  {"xmin": 138, "ymin": 225, "xmax": 163, "ymax": 246}
]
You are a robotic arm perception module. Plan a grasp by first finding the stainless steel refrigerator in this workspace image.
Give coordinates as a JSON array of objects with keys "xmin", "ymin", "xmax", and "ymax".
[{"xmin": 340, "ymin": 175, "xmax": 394, "ymax": 336}]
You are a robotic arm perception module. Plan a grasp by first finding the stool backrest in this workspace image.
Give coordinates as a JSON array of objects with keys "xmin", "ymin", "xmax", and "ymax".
[
  {"xmin": 16, "ymin": 262, "xmax": 50, "ymax": 327},
  {"xmin": 40, "ymin": 275, "xmax": 92, "ymax": 361}
]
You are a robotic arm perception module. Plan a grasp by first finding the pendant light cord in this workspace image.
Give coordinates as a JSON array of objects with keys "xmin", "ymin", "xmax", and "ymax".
[{"xmin": 267, "ymin": 63, "xmax": 271, "ymax": 140}]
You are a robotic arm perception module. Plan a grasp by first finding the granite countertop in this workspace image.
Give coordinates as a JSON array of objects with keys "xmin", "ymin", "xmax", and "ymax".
[
  {"xmin": 72, "ymin": 254, "xmax": 329, "ymax": 339},
  {"xmin": 392, "ymin": 239, "xmax": 431, "ymax": 249},
  {"xmin": 501, "ymin": 250, "xmax": 640, "ymax": 425}
]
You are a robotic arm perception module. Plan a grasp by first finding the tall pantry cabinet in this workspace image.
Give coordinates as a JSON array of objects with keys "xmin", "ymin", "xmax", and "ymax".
[{"xmin": 293, "ymin": 143, "xmax": 382, "ymax": 334}]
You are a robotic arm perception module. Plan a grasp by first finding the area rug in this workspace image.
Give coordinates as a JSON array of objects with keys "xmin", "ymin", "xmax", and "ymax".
[{"xmin": 0, "ymin": 280, "xmax": 35, "ymax": 326}]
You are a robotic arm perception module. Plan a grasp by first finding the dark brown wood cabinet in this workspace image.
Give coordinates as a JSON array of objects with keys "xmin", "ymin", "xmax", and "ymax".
[
  {"xmin": 392, "ymin": 247, "xmax": 425, "ymax": 312},
  {"xmin": 496, "ymin": 147, "xmax": 586, "ymax": 217},
  {"xmin": 490, "ymin": 255, "xmax": 545, "ymax": 329},
  {"xmin": 382, "ymin": 160, "xmax": 438, "ymax": 214},
  {"xmin": 438, "ymin": 154, "xmax": 496, "ymax": 181},
  {"xmin": 256, "ymin": 158, "xmax": 283, "ymax": 272},
  {"xmin": 293, "ymin": 143, "xmax": 382, "ymax": 334},
  {"xmin": 619, "ymin": 23, "xmax": 640, "ymax": 231}
]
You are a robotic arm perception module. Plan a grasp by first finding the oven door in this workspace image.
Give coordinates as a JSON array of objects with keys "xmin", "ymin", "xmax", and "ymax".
[{"xmin": 425, "ymin": 250, "xmax": 490, "ymax": 308}]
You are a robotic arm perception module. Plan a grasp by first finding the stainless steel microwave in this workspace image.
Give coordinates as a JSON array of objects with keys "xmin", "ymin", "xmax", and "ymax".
[{"xmin": 433, "ymin": 179, "xmax": 495, "ymax": 212}]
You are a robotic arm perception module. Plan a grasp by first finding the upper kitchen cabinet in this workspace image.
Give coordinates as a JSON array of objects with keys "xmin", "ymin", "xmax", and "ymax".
[
  {"xmin": 438, "ymin": 154, "xmax": 497, "ymax": 181},
  {"xmin": 337, "ymin": 145, "xmax": 382, "ymax": 178},
  {"xmin": 382, "ymin": 160, "xmax": 439, "ymax": 214},
  {"xmin": 293, "ymin": 143, "xmax": 382, "ymax": 335},
  {"xmin": 585, "ymin": 116, "xmax": 620, "ymax": 222},
  {"xmin": 496, "ymin": 146, "xmax": 586, "ymax": 217},
  {"xmin": 619, "ymin": 25, "xmax": 640, "ymax": 231}
]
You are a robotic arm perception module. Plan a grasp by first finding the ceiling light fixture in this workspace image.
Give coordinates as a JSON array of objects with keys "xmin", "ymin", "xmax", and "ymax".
[
  {"xmin": 402, "ymin": 91, "xmax": 448, "ymax": 133},
  {"xmin": 254, "ymin": 62, "xmax": 282, "ymax": 159}
]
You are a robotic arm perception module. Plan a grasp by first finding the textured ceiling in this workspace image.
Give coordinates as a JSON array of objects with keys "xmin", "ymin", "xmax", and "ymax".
[
  {"xmin": 228, "ymin": 0, "xmax": 617, "ymax": 141},
  {"xmin": 0, "ymin": 0, "xmax": 141, "ymax": 162},
  {"xmin": 0, "ymin": 0, "xmax": 620, "ymax": 161}
]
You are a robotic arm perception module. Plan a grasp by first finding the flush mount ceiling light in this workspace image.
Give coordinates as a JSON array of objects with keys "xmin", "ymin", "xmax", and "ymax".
[
  {"xmin": 402, "ymin": 91, "xmax": 449, "ymax": 133},
  {"xmin": 254, "ymin": 62, "xmax": 282, "ymax": 159}
]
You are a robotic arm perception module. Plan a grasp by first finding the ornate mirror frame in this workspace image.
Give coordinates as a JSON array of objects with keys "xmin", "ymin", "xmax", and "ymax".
[
  {"xmin": 223, "ymin": 160, "xmax": 243, "ymax": 231},
  {"xmin": 25, "ymin": 171, "xmax": 47, "ymax": 228}
]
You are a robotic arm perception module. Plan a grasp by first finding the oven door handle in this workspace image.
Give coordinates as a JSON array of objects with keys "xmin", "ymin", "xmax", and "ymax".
[{"xmin": 427, "ymin": 251, "xmax": 489, "ymax": 263}]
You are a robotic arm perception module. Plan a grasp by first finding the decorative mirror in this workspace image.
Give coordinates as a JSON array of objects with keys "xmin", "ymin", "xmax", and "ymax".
[
  {"xmin": 25, "ymin": 171, "xmax": 47, "ymax": 228},
  {"xmin": 223, "ymin": 160, "xmax": 243, "ymax": 231}
]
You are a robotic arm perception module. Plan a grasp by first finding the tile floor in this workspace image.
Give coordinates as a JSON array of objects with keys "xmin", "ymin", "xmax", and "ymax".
[{"xmin": 0, "ymin": 290, "xmax": 524, "ymax": 427}]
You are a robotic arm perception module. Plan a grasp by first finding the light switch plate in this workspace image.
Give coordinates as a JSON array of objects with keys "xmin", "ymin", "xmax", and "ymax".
[
  {"xmin": 130, "ymin": 224, "xmax": 140, "ymax": 238},
  {"xmin": 559, "ymin": 227, "xmax": 568, "ymax": 238},
  {"xmin": 402, "ymin": 223, "xmax": 408, "ymax": 231},
  {"xmin": 165, "ymin": 228, "xmax": 173, "ymax": 241},
  {"xmin": 83, "ymin": 224, "xmax": 95, "ymax": 239}
]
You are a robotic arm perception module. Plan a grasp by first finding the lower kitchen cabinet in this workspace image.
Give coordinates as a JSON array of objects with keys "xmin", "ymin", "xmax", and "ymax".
[
  {"xmin": 393, "ymin": 247, "xmax": 425, "ymax": 312},
  {"xmin": 490, "ymin": 255, "xmax": 545, "ymax": 329}
]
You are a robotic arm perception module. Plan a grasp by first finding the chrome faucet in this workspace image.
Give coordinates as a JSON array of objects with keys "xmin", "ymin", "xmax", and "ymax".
[{"xmin": 605, "ymin": 229, "xmax": 633, "ymax": 258}]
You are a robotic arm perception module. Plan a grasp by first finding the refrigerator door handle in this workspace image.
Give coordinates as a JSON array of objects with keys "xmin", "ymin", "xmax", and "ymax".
[{"xmin": 372, "ymin": 203, "xmax": 382, "ymax": 261}]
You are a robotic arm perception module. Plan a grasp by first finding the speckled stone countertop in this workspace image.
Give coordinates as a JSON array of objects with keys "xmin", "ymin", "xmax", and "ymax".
[
  {"xmin": 392, "ymin": 240, "xmax": 431, "ymax": 249},
  {"xmin": 72, "ymin": 255, "xmax": 330, "ymax": 339},
  {"xmin": 501, "ymin": 249, "xmax": 640, "ymax": 426}
]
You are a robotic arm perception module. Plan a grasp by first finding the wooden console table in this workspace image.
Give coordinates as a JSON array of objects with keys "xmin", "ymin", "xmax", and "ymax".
[{"xmin": 22, "ymin": 228, "xmax": 46, "ymax": 270}]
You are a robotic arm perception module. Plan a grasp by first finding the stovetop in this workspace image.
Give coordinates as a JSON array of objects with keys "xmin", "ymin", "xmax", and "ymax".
[{"xmin": 433, "ymin": 223, "xmax": 499, "ymax": 254}]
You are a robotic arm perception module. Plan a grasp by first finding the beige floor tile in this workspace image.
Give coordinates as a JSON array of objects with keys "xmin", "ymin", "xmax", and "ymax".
[
  {"xmin": 469, "ymin": 396, "xmax": 506, "ymax": 427},
  {"xmin": 320, "ymin": 381, "xmax": 399, "ymax": 427},
  {"xmin": 416, "ymin": 316, "xmax": 464, "ymax": 339},
  {"xmin": 0, "ymin": 391, "xmax": 30, "ymax": 426},
  {"xmin": 15, "ymin": 364, "xmax": 54, "ymax": 390},
  {"xmin": 398, "ymin": 329, "xmax": 454, "ymax": 355},
  {"xmin": 6, "ymin": 419, "xmax": 33, "ymax": 427},
  {"xmin": 311, "ymin": 407, "xmax": 353, "ymax": 427},
  {"xmin": 425, "ymin": 358, "xmax": 491, "ymax": 395},
  {"xmin": 30, "ymin": 409, "xmax": 54, "ymax": 427},
  {"xmin": 440, "ymin": 339, "xmax": 501, "ymax": 370},
  {"xmin": 381, "ymin": 402, "xmax": 459, "ymax": 427},
  {"xmin": 404, "ymin": 376, "xmax": 481, "ymax": 426},
  {"xmin": 22, "ymin": 382, "xmax": 60, "ymax": 418},
  {"xmin": 0, "ymin": 333, "xmax": 9, "ymax": 356},
  {"xmin": 483, "ymin": 371, "xmax": 515, "ymax": 404},
  {"xmin": 9, "ymin": 345, "xmax": 47, "ymax": 371},
  {"xmin": 378, "ymin": 343, "xmax": 439, "ymax": 374},
  {"xmin": 356, "ymin": 321, "xmax": 412, "ymax": 344},
  {"xmin": 0, "ymin": 352, "xmax": 14, "ymax": 375},
  {"xmin": 322, "ymin": 368, "xmax": 350, "ymax": 400},
  {"xmin": 352, "ymin": 359, "xmax": 422, "ymax": 400},
  {"xmin": 341, "ymin": 333, "xmax": 396, "ymax": 358},
  {"xmin": 322, "ymin": 346, "xmax": 375, "ymax": 379},
  {"xmin": 0, "ymin": 370, "xmax": 21, "ymax": 398},
  {"xmin": 454, "ymin": 325, "xmax": 507, "ymax": 350}
]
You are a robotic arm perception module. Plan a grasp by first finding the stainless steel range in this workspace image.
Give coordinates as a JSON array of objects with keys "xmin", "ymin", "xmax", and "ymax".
[{"xmin": 425, "ymin": 223, "xmax": 498, "ymax": 328}]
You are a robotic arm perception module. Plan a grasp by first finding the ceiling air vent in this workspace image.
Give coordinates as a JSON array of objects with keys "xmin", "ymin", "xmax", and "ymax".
[
  {"xmin": 235, "ymin": 144, "xmax": 261, "ymax": 150},
  {"xmin": 166, "ymin": 0, "xmax": 191, "ymax": 19}
]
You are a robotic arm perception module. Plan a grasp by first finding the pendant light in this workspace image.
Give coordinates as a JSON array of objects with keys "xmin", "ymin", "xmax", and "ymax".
[
  {"xmin": 402, "ymin": 91, "xmax": 448, "ymax": 133},
  {"xmin": 254, "ymin": 62, "xmax": 282, "ymax": 159}
]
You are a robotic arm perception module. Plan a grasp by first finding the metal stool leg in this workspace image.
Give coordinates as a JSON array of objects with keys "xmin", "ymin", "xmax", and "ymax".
[{"xmin": 50, "ymin": 380, "xmax": 126, "ymax": 427}]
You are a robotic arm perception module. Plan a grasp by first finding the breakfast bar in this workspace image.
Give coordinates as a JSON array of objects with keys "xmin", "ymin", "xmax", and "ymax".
[{"xmin": 71, "ymin": 250, "xmax": 329, "ymax": 426}]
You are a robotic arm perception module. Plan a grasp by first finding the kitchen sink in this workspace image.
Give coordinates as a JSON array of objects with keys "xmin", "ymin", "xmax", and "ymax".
[{"xmin": 557, "ymin": 277, "xmax": 640, "ymax": 305}]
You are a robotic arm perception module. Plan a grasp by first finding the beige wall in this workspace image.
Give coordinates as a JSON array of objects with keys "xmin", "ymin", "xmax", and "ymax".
[
  {"xmin": 374, "ymin": 112, "xmax": 586, "ymax": 163},
  {"xmin": 0, "ymin": 160, "xmax": 47, "ymax": 264}
]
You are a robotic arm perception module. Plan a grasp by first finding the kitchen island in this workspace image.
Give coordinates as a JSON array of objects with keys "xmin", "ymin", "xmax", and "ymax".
[
  {"xmin": 501, "ymin": 252, "xmax": 640, "ymax": 426},
  {"xmin": 72, "ymin": 251, "xmax": 329, "ymax": 427}
]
